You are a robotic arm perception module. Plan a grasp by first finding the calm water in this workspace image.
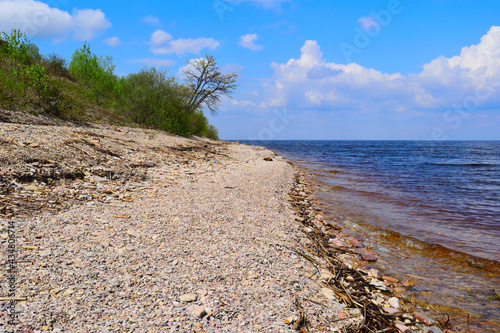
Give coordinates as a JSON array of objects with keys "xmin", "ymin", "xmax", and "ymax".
[{"xmin": 242, "ymin": 140, "xmax": 500, "ymax": 330}]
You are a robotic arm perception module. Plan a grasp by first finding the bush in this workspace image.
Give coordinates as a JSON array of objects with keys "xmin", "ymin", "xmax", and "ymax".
[
  {"xmin": 117, "ymin": 67, "xmax": 192, "ymax": 135},
  {"xmin": 69, "ymin": 42, "xmax": 117, "ymax": 102}
]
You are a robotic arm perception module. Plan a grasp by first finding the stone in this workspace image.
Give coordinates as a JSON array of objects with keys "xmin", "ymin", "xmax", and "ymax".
[
  {"xmin": 321, "ymin": 288, "xmax": 336, "ymax": 300},
  {"xmin": 109, "ymin": 279, "xmax": 120, "ymax": 287},
  {"xmin": 395, "ymin": 321, "xmax": 410, "ymax": 332},
  {"xmin": 369, "ymin": 280, "xmax": 389, "ymax": 291},
  {"xmin": 388, "ymin": 297, "xmax": 400, "ymax": 309},
  {"xmin": 263, "ymin": 157, "xmax": 273, "ymax": 161},
  {"xmin": 196, "ymin": 289, "xmax": 208, "ymax": 296},
  {"xmin": 179, "ymin": 293, "xmax": 198, "ymax": 302},
  {"xmin": 39, "ymin": 249, "xmax": 52, "ymax": 257},
  {"xmin": 423, "ymin": 327, "xmax": 444, "ymax": 333},
  {"xmin": 402, "ymin": 279, "xmax": 416, "ymax": 287},
  {"xmin": 345, "ymin": 275, "xmax": 355, "ymax": 282},
  {"xmin": 383, "ymin": 306, "xmax": 400, "ymax": 314},
  {"xmin": 348, "ymin": 239, "xmax": 364, "ymax": 248},
  {"xmin": 415, "ymin": 311, "xmax": 438, "ymax": 326},
  {"xmin": 320, "ymin": 269, "xmax": 333, "ymax": 280},
  {"xmin": 63, "ymin": 289, "xmax": 75, "ymax": 296},
  {"xmin": 361, "ymin": 252, "xmax": 378, "ymax": 262},
  {"xmin": 368, "ymin": 269, "xmax": 382, "ymax": 279},
  {"xmin": 383, "ymin": 276, "xmax": 399, "ymax": 283},
  {"xmin": 191, "ymin": 305, "xmax": 206, "ymax": 318}
]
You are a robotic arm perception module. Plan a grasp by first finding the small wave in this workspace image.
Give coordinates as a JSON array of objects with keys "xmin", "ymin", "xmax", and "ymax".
[{"xmin": 424, "ymin": 162, "xmax": 496, "ymax": 167}]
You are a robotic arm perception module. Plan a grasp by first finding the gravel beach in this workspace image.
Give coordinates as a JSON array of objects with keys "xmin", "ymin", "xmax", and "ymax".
[
  {"xmin": 0, "ymin": 119, "xmax": 443, "ymax": 332},
  {"xmin": 0, "ymin": 121, "xmax": 357, "ymax": 332}
]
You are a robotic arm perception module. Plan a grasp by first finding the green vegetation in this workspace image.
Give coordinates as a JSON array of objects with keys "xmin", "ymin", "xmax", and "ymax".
[{"xmin": 0, "ymin": 30, "xmax": 236, "ymax": 139}]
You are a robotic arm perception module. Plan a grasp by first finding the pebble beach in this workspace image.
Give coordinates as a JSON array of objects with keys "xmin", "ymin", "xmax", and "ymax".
[{"xmin": 0, "ymin": 117, "xmax": 451, "ymax": 332}]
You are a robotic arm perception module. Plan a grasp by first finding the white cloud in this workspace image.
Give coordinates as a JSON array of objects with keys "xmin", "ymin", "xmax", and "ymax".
[
  {"xmin": 239, "ymin": 33, "xmax": 263, "ymax": 51},
  {"xmin": 262, "ymin": 26, "xmax": 500, "ymax": 112},
  {"xmin": 149, "ymin": 29, "xmax": 172, "ymax": 46},
  {"xmin": 148, "ymin": 30, "xmax": 220, "ymax": 56},
  {"xmin": 0, "ymin": 0, "xmax": 111, "ymax": 41},
  {"xmin": 140, "ymin": 15, "xmax": 161, "ymax": 27},
  {"xmin": 128, "ymin": 58, "xmax": 176, "ymax": 67},
  {"xmin": 357, "ymin": 15, "xmax": 380, "ymax": 32},
  {"xmin": 103, "ymin": 36, "xmax": 121, "ymax": 47}
]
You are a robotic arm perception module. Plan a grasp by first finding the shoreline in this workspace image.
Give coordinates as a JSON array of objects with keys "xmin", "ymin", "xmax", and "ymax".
[{"xmin": 0, "ymin": 121, "xmax": 450, "ymax": 332}]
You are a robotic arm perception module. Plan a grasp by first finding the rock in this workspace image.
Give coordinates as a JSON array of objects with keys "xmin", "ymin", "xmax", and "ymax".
[
  {"xmin": 345, "ymin": 275, "xmax": 355, "ymax": 282},
  {"xmin": 423, "ymin": 327, "xmax": 444, "ymax": 333},
  {"xmin": 205, "ymin": 306, "xmax": 213, "ymax": 316},
  {"xmin": 383, "ymin": 276, "xmax": 399, "ymax": 283},
  {"xmin": 320, "ymin": 269, "xmax": 333, "ymax": 280},
  {"xmin": 361, "ymin": 252, "xmax": 378, "ymax": 262},
  {"xmin": 368, "ymin": 268, "xmax": 382, "ymax": 279},
  {"xmin": 263, "ymin": 157, "xmax": 273, "ymax": 161},
  {"xmin": 348, "ymin": 238, "xmax": 364, "ymax": 248},
  {"xmin": 63, "ymin": 289, "xmax": 75, "ymax": 296},
  {"xmin": 402, "ymin": 279, "xmax": 416, "ymax": 287},
  {"xmin": 191, "ymin": 305, "xmax": 206, "ymax": 318},
  {"xmin": 329, "ymin": 238, "xmax": 347, "ymax": 248},
  {"xmin": 39, "ymin": 249, "xmax": 52, "ymax": 257},
  {"xmin": 388, "ymin": 297, "xmax": 400, "ymax": 309},
  {"xmin": 415, "ymin": 311, "xmax": 438, "ymax": 326},
  {"xmin": 179, "ymin": 293, "xmax": 198, "ymax": 302},
  {"xmin": 109, "ymin": 279, "xmax": 120, "ymax": 287},
  {"xmin": 395, "ymin": 321, "xmax": 410, "ymax": 332},
  {"xmin": 369, "ymin": 280, "xmax": 389, "ymax": 291},
  {"xmin": 196, "ymin": 289, "xmax": 208, "ymax": 296},
  {"xmin": 383, "ymin": 306, "xmax": 400, "ymax": 314},
  {"xmin": 321, "ymin": 288, "xmax": 336, "ymax": 300}
]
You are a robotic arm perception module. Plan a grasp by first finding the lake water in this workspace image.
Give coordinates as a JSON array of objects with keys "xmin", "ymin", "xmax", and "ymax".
[{"xmin": 242, "ymin": 140, "xmax": 500, "ymax": 331}]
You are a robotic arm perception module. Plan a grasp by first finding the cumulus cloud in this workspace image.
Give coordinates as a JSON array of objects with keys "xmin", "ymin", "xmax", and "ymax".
[
  {"xmin": 149, "ymin": 29, "xmax": 172, "ymax": 46},
  {"xmin": 0, "ymin": 0, "xmax": 111, "ymax": 41},
  {"xmin": 103, "ymin": 36, "xmax": 121, "ymax": 47},
  {"xmin": 127, "ymin": 58, "xmax": 176, "ymax": 67},
  {"xmin": 148, "ymin": 30, "xmax": 220, "ymax": 56},
  {"xmin": 140, "ymin": 15, "xmax": 161, "ymax": 27},
  {"xmin": 263, "ymin": 26, "xmax": 500, "ymax": 112},
  {"xmin": 239, "ymin": 33, "xmax": 263, "ymax": 51}
]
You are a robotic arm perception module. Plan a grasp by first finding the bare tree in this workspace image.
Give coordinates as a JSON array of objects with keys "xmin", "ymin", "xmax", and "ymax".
[{"xmin": 183, "ymin": 54, "xmax": 238, "ymax": 115}]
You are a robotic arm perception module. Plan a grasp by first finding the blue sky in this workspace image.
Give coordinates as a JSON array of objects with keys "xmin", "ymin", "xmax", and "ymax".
[{"xmin": 1, "ymin": 0, "xmax": 500, "ymax": 140}]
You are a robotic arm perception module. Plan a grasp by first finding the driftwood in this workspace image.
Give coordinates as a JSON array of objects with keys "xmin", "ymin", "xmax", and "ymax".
[{"xmin": 288, "ymin": 173, "xmax": 399, "ymax": 333}]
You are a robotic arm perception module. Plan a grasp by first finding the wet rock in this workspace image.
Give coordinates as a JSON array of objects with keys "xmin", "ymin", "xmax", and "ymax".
[
  {"xmin": 361, "ymin": 252, "xmax": 378, "ymax": 262},
  {"xmin": 402, "ymin": 279, "xmax": 416, "ymax": 287},
  {"xmin": 423, "ymin": 326, "xmax": 444, "ymax": 333},
  {"xmin": 415, "ymin": 311, "xmax": 437, "ymax": 326},
  {"xmin": 383, "ymin": 276, "xmax": 399, "ymax": 283}
]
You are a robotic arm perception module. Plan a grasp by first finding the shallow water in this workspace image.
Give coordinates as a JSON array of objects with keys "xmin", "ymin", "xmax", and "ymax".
[{"xmin": 242, "ymin": 140, "xmax": 500, "ymax": 331}]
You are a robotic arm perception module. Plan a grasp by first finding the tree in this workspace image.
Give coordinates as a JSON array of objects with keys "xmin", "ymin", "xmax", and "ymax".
[
  {"xmin": 69, "ymin": 42, "xmax": 117, "ymax": 101},
  {"xmin": 183, "ymin": 54, "xmax": 238, "ymax": 115}
]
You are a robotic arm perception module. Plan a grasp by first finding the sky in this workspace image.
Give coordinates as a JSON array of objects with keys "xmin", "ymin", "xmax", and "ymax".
[{"xmin": 1, "ymin": 0, "xmax": 500, "ymax": 140}]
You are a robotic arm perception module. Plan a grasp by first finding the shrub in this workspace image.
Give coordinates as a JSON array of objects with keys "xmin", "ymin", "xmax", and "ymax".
[
  {"xmin": 117, "ymin": 67, "xmax": 192, "ymax": 135},
  {"xmin": 69, "ymin": 42, "xmax": 117, "ymax": 102}
]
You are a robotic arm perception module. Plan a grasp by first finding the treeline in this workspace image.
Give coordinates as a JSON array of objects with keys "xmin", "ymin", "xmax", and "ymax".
[{"xmin": 0, "ymin": 30, "xmax": 238, "ymax": 140}]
